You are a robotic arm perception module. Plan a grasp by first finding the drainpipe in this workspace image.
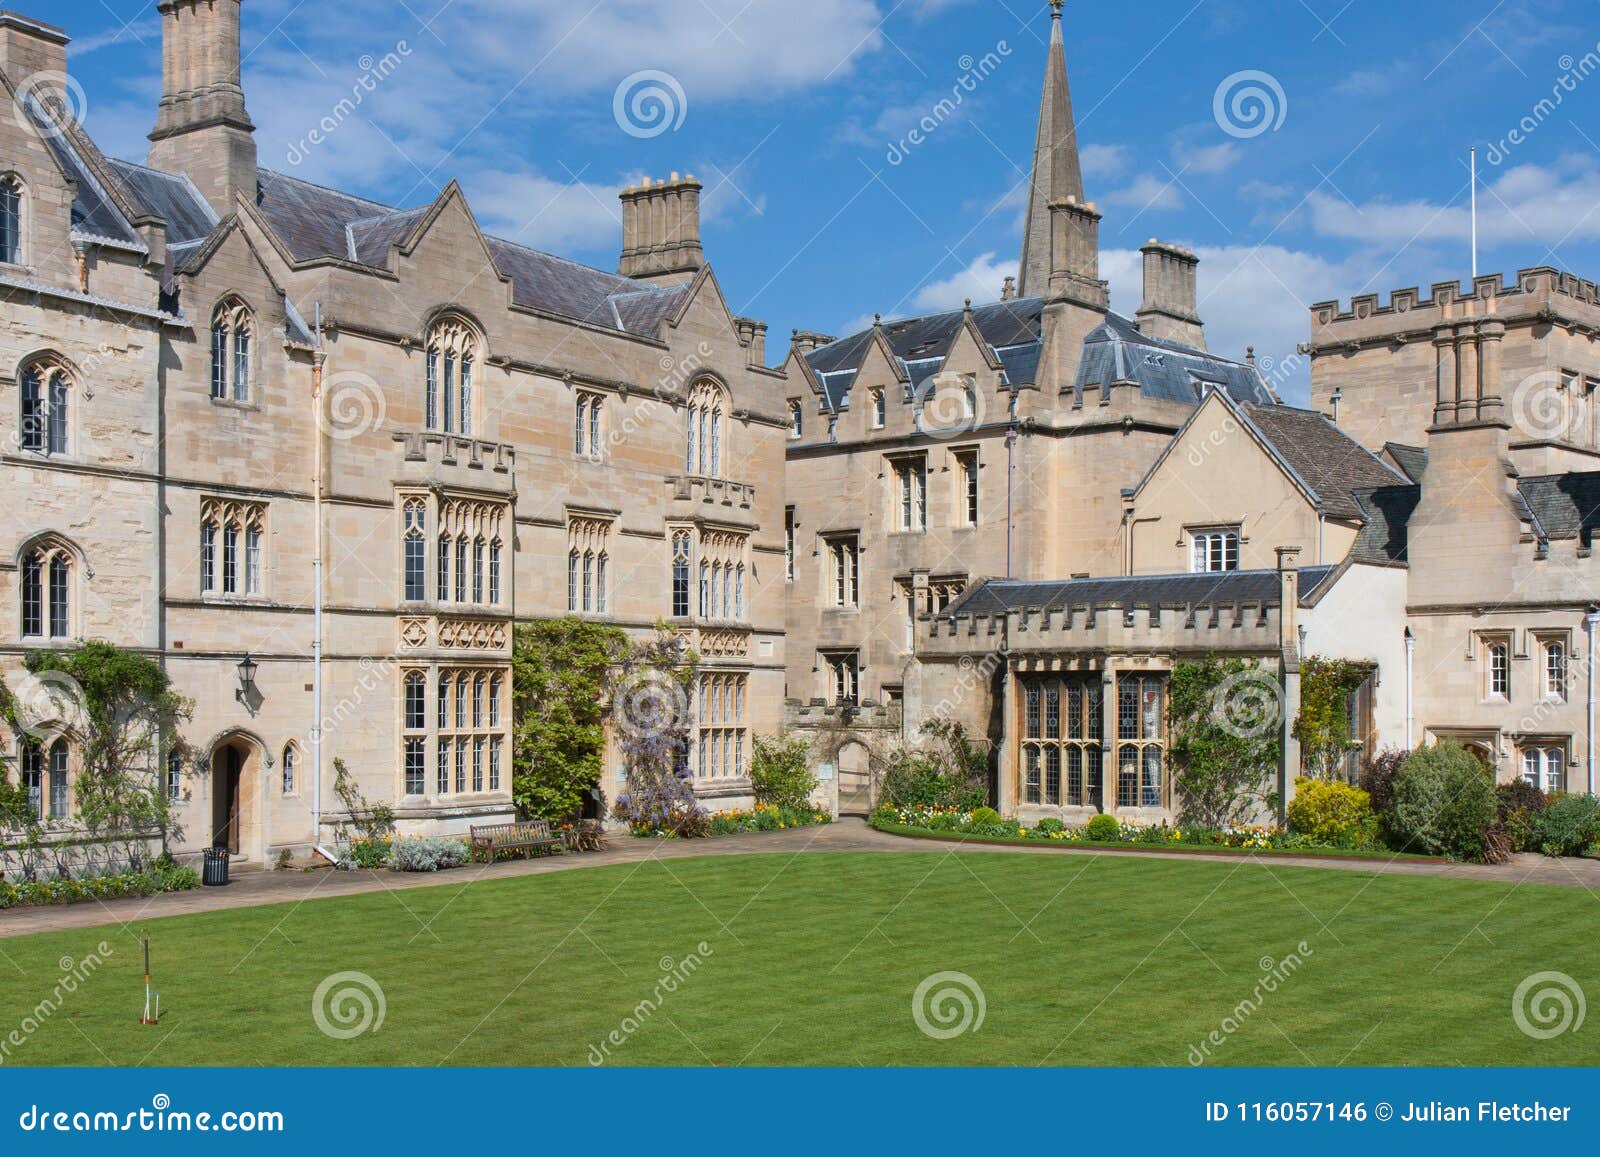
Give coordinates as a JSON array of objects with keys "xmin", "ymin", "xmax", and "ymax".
[
  {"xmin": 1403, "ymin": 627, "xmax": 1415, "ymax": 750},
  {"xmin": 1005, "ymin": 425, "xmax": 1018, "ymax": 578},
  {"xmin": 311, "ymin": 308, "xmax": 337, "ymax": 865},
  {"xmin": 1587, "ymin": 608, "xmax": 1599, "ymax": 796}
]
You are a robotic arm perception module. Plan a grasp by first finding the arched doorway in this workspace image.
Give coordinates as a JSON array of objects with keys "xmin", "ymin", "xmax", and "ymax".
[
  {"xmin": 210, "ymin": 739, "xmax": 258, "ymax": 857},
  {"xmin": 837, "ymin": 741, "xmax": 872, "ymax": 816}
]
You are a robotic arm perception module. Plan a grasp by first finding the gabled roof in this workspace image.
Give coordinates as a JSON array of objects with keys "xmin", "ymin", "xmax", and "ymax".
[
  {"xmin": 1239, "ymin": 404, "xmax": 1408, "ymax": 520},
  {"xmin": 1382, "ymin": 442, "xmax": 1428, "ymax": 484},
  {"xmin": 802, "ymin": 295, "xmax": 1271, "ymax": 413},
  {"xmin": 1518, "ymin": 472, "xmax": 1600, "ymax": 545},
  {"xmin": 946, "ymin": 566, "xmax": 1339, "ymax": 617}
]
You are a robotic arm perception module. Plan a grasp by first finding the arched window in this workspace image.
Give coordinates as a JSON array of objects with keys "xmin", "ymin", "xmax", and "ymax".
[
  {"xmin": 871, "ymin": 388, "xmax": 886, "ymax": 429},
  {"xmin": 281, "ymin": 744, "xmax": 297, "ymax": 796},
  {"xmin": 567, "ymin": 550, "xmax": 580, "ymax": 612},
  {"xmin": 402, "ymin": 499, "xmax": 426, "ymax": 601},
  {"xmin": 165, "ymin": 748, "xmax": 183, "ymax": 801},
  {"xmin": 0, "ymin": 175, "xmax": 22, "ymax": 265},
  {"xmin": 19, "ymin": 357, "xmax": 70, "ymax": 456},
  {"xmin": 788, "ymin": 400, "xmax": 803, "ymax": 439},
  {"xmin": 200, "ymin": 499, "xmax": 265, "ymax": 597},
  {"xmin": 489, "ymin": 539, "xmax": 502, "ymax": 604},
  {"xmin": 210, "ymin": 298, "xmax": 253, "ymax": 403},
  {"xmin": 47, "ymin": 738, "xmax": 69, "ymax": 819},
  {"xmin": 686, "ymin": 380, "xmax": 727, "ymax": 477},
  {"xmin": 19, "ymin": 742, "xmax": 42, "ymax": 817},
  {"xmin": 671, "ymin": 530, "xmax": 691, "ymax": 617},
  {"xmin": 20, "ymin": 538, "xmax": 73, "ymax": 639},
  {"xmin": 472, "ymin": 537, "xmax": 485, "ymax": 604},
  {"xmin": 425, "ymin": 318, "xmax": 478, "ymax": 436}
]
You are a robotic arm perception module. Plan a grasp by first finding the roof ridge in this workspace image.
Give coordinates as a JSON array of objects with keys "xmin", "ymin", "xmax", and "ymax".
[{"xmin": 257, "ymin": 166, "xmax": 396, "ymax": 213}]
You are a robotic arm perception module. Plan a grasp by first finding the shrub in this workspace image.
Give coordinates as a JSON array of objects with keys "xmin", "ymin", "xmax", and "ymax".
[
  {"xmin": 878, "ymin": 750, "xmax": 985, "ymax": 812},
  {"xmin": 1286, "ymin": 778, "xmax": 1375, "ymax": 847},
  {"xmin": 1384, "ymin": 743, "xmax": 1496, "ymax": 861},
  {"xmin": 1495, "ymin": 779, "xmax": 1549, "ymax": 853},
  {"xmin": 1359, "ymin": 748, "xmax": 1408, "ymax": 821},
  {"xmin": 1084, "ymin": 813, "xmax": 1120, "ymax": 842},
  {"xmin": 389, "ymin": 837, "xmax": 469, "ymax": 872},
  {"xmin": 345, "ymin": 834, "xmax": 391, "ymax": 868},
  {"xmin": 749, "ymin": 734, "xmax": 817, "ymax": 809},
  {"xmin": 0, "ymin": 864, "xmax": 199, "ymax": 909},
  {"xmin": 1035, "ymin": 817, "xmax": 1065, "ymax": 835},
  {"xmin": 1534, "ymin": 794, "xmax": 1600, "ymax": 858},
  {"xmin": 966, "ymin": 807, "xmax": 1001, "ymax": 829}
]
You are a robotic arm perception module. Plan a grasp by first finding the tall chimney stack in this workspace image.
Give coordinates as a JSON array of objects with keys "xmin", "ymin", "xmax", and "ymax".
[
  {"xmin": 147, "ymin": 0, "xmax": 257, "ymax": 215},
  {"xmin": 618, "ymin": 173, "xmax": 704, "ymax": 285},
  {"xmin": 1136, "ymin": 240, "xmax": 1204, "ymax": 349}
]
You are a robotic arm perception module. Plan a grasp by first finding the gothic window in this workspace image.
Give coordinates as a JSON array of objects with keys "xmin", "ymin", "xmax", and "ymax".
[
  {"xmin": 20, "ymin": 538, "xmax": 73, "ymax": 639},
  {"xmin": 489, "ymin": 539, "xmax": 502, "ymax": 604},
  {"xmin": 438, "ymin": 499, "xmax": 506, "ymax": 608},
  {"xmin": 434, "ymin": 666, "xmax": 501, "ymax": 797},
  {"xmin": 695, "ymin": 673, "xmax": 747, "ymax": 779},
  {"xmin": 200, "ymin": 500, "xmax": 266, "ymax": 597},
  {"xmin": 404, "ymin": 671, "xmax": 426, "ymax": 731},
  {"xmin": 788, "ymin": 400, "xmax": 803, "ymax": 439},
  {"xmin": 956, "ymin": 450, "xmax": 979, "ymax": 526},
  {"xmin": 566, "ymin": 515, "xmax": 613, "ymax": 615},
  {"xmin": 671, "ymin": 530, "xmax": 691, "ymax": 617},
  {"xmin": 575, "ymin": 392, "xmax": 604, "ymax": 456},
  {"xmin": 402, "ymin": 499, "xmax": 426, "ymax": 601},
  {"xmin": 871, "ymin": 388, "xmax": 886, "ymax": 429},
  {"xmin": 825, "ymin": 652, "xmax": 859, "ymax": 706},
  {"xmin": 210, "ymin": 298, "xmax": 253, "ymax": 403},
  {"xmin": 784, "ymin": 507, "xmax": 796, "ymax": 582},
  {"xmin": 686, "ymin": 380, "xmax": 727, "ymax": 477},
  {"xmin": 19, "ymin": 357, "xmax": 70, "ymax": 456},
  {"xmin": 1543, "ymin": 638, "xmax": 1568, "ymax": 701},
  {"xmin": 1116, "ymin": 674, "xmax": 1166, "ymax": 809},
  {"xmin": 424, "ymin": 318, "xmax": 479, "ymax": 436},
  {"xmin": 47, "ymin": 738, "xmax": 69, "ymax": 819},
  {"xmin": 281, "ymin": 743, "xmax": 297, "ymax": 796},
  {"xmin": 166, "ymin": 748, "xmax": 183, "ymax": 801},
  {"xmin": 19, "ymin": 742, "xmax": 41, "ymax": 817},
  {"xmin": 0, "ymin": 175, "xmax": 20, "ymax": 265}
]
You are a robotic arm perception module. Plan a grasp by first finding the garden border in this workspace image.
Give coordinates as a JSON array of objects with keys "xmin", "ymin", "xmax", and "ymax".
[{"xmin": 870, "ymin": 821, "xmax": 1449, "ymax": 863}]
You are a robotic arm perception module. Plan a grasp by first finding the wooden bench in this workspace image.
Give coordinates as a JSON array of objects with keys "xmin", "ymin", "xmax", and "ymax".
[{"xmin": 470, "ymin": 820, "xmax": 564, "ymax": 863}]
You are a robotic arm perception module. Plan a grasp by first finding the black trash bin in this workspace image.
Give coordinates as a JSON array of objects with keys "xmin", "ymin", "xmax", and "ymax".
[{"xmin": 202, "ymin": 847, "xmax": 230, "ymax": 886}]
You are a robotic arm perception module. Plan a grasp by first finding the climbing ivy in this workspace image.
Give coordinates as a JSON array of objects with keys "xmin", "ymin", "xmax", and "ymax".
[
  {"xmin": 1167, "ymin": 656, "xmax": 1280, "ymax": 828},
  {"xmin": 1293, "ymin": 656, "xmax": 1373, "ymax": 781}
]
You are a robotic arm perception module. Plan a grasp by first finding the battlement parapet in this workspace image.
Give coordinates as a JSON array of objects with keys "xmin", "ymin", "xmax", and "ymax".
[{"xmin": 1309, "ymin": 267, "xmax": 1600, "ymax": 333}]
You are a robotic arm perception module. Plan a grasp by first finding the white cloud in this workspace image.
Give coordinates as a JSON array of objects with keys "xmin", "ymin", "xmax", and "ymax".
[
  {"xmin": 1174, "ymin": 142, "xmax": 1241, "ymax": 175},
  {"xmin": 911, "ymin": 251, "xmax": 1018, "ymax": 312},
  {"xmin": 1305, "ymin": 159, "xmax": 1600, "ymax": 250},
  {"xmin": 464, "ymin": 169, "xmax": 629, "ymax": 253},
  {"xmin": 1081, "ymin": 143, "xmax": 1130, "ymax": 178},
  {"xmin": 1105, "ymin": 173, "xmax": 1182, "ymax": 211}
]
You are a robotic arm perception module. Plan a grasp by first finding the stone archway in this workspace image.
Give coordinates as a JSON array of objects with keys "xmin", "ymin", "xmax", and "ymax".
[
  {"xmin": 210, "ymin": 737, "xmax": 262, "ymax": 859},
  {"xmin": 837, "ymin": 741, "xmax": 873, "ymax": 816}
]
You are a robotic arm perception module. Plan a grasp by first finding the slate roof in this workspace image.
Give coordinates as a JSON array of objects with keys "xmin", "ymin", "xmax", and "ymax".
[
  {"xmin": 1383, "ymin": 442, "xmax": 1429, "ymax": 484},
  {"xmin": 1518, "ymin": 472, "xmax": 1600, "ymax": 545},
  {"xmin": 1238, "ymin": 404, "xmax": 1407, "ymax": 520},
  {"xmin": 103, "ymin": 159, "xmax": 216, "ymax": 245},
  {"xmin": 1350, "ymin": 484, "xmax": 1419, "ymax": 564},
  {"xmin": 803, "ymin": 296, "xmax": 1275, "ymax": 412},
  {"xmin": 946, "ymin": 566, "xmax": 1338, "ymax": 617}
]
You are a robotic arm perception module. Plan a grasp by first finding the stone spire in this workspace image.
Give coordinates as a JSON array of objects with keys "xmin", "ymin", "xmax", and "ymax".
[{"xmin": 1016, "ymin": 0, "xmax": 1085, "ymax": 300}]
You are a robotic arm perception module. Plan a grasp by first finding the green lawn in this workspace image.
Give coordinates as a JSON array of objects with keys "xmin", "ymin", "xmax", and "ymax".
[{"xmin": 2, "ymin": 852, "xmax": 1596, "ymax": 1066}]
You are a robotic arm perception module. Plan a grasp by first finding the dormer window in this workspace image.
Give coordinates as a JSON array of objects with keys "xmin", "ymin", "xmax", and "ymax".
[
  {"xmin": 788, "ymin": 400, "xmax": 803, "ymax": 439},
  {"xmin": 871, "ymin": 389, "xmax": 886, "ymax": 429}
]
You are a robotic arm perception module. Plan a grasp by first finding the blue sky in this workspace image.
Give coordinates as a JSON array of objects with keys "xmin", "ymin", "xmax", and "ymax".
[{"xmin": 47, "ymin": 0, "xmax": 1600, "ymax": 400}]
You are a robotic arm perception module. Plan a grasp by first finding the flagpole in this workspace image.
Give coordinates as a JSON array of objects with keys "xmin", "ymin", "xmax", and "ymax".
[{"xmin": 1470, "ymin": 146, "xmax": 1478, "ymax": 280}]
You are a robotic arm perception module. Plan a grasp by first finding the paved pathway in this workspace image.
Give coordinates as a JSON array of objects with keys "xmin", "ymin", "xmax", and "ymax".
[{"xmin": 4, "ymin": 819, "xmax": 1599, "ymax": 940}]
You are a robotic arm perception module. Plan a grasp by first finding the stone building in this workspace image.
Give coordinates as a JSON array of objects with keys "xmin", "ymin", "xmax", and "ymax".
[
  {"xmin": 0, "ymin": 2, "xmax": 788, "ymax": 866},
  {"xmin": 780, "ymin": 0, "xmax": 1275, "ymax": 810}
]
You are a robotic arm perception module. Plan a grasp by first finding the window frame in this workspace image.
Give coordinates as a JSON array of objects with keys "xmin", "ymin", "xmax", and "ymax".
[{"xmin": 1189, "ymin": 527, "xmax": 1241, "ymax": 573}]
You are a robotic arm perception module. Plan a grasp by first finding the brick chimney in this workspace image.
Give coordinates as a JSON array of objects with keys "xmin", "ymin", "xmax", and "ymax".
[
  {"xmin": 619, "ymin": 173, "xmax": 703, "ymax": 284},
  {"xmin": 1136, "ymin": 239, "xmax": 1204, "ymax": 349},
  {"xmin": 0, "ymin": 11, "xmax": 68, "ymax": 92},
  {"xmin": 147, "ymin": 0, "xmax": 257, "ymax": 215}
]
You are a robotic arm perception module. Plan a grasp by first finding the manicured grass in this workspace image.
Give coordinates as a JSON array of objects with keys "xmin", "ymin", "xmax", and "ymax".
[
  {"xmin": 871, "ymin": 821, "xmax": 1447, "ymax": 861},
  {"xmin": 1, "ymin": 852, "xmax": 1596, "ymax": 1067}
]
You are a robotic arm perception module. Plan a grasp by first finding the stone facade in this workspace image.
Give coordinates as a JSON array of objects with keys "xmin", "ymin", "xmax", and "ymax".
[{"xmin": 0, "ymin": 6, "xmax": 786, "ymax": 865}]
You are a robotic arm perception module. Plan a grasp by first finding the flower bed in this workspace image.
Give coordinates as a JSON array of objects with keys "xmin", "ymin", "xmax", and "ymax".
[
  {"xmin": 0, "ymin": 864, "xmax": 201, "ymax": 908},
  {"xmin": 870, "ymin": 807, "xmax": 1442, "ymax": 862},
  {"xmin": 630, "ymin": 803, "xmax": 833, "ymax": 839}
]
